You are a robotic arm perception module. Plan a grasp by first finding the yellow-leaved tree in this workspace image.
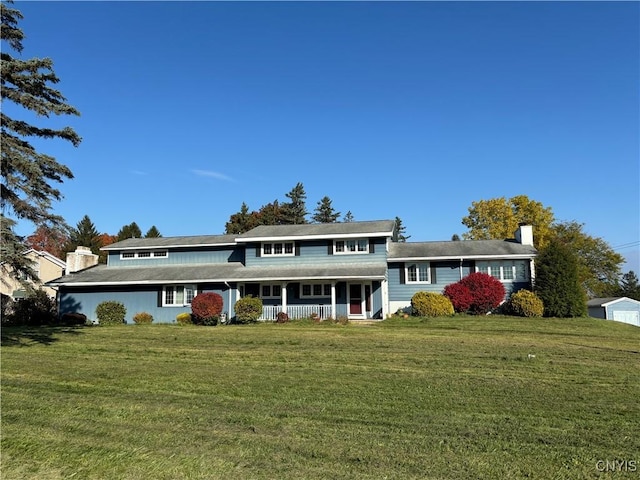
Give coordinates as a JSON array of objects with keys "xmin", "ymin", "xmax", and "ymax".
[{"xmin": 461, "ymin": 195, "xmax": 555, "ymax": 249}]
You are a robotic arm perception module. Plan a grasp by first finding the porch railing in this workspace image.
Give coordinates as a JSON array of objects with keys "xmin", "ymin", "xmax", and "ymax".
[{"xmin": 259, "ymin": 304, "xmax": 333, "ymax": 321}]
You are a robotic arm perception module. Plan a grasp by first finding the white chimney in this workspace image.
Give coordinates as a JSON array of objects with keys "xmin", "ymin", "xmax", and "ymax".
[
  {"xmin": 66, "ymin": 246, "xmax": 99, "ymax": 273},
  {"xmin": 515, "ymin": 225, "xmax": 534, "ymax": 246}
]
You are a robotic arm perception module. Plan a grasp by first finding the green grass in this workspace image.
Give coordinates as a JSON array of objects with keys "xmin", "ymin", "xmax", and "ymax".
[{"xmin": 2, "ymin": 316, "xmax": 639, "ymax": 479}]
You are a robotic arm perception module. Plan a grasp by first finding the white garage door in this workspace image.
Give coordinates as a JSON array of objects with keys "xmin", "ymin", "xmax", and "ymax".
[{"xmin": 612, "ymin": 311, "xmax": 640, "ymax": 327}]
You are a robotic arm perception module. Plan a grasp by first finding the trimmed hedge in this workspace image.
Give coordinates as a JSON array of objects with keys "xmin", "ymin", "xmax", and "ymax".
[
  {"xmin": 133, "ymin": 312, "xmax": 154, "ymax": 324},
  {"xmin": 444, "ymin": 272, "xmax": 505, "ymax": 315},
  {"xmin": 95, "ymin": 301, "xmax": 126, "ymax": 325},
  {"xmin": 176, "ymin": 312, "xmax": 193, "ymax": 325},
  {"xmin": 191, "ymin": 292, "xmax": 223, "ymax": 325}
]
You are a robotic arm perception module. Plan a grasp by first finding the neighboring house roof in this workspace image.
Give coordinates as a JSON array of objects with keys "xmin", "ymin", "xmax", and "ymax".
[
  {"xmin": 47, "ymin": 262, "xmax": 387, "ymax": 287},
  {"xmin": 102, "ymin": 235, "xmax": 238, "ymax": 251},
  {"xmin": 236, "ymin": 220, "xmax": 396, "ymax": 242},
  {"xmin": 587, "ymin": 297, "xmax": 640, "ymax": 307},
  {"xmin": 0, "ymin": 248, "xmax": 67, "ymax": 269},
  {"xmin": 388, "ymin": 239, "xmax": 537, "ymax": 261}
]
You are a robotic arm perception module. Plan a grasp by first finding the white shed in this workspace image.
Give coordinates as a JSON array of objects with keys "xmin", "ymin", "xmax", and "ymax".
[{"xmin": 587, "ymin": 297, "xmax": 640, "ymax": 327}]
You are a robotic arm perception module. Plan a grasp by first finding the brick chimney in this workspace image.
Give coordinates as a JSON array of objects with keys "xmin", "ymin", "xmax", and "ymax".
[
  {"xmin": 66, "ymin": 246, "xmax": 99, "ymax": 273},
  {"xmin": 515, "ymin": 224, "xmax": 534, "ymax": 246}
]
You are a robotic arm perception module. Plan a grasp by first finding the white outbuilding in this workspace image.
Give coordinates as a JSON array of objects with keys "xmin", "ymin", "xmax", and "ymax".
[{"xmin": 587, "ymin": 297, "xmax": 640, "ymax": 327}]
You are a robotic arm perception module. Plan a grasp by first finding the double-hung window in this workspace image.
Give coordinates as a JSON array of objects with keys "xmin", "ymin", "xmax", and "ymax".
[
  {"xmin": 334, "ymin": 239, "xmax": 368, "ymax": 254},
  {"xmin": 163, "ymin": 284, "xmax": 197, "ymax": 306},
  {"xmin": 262, "ymin": 242, "xmax": 294, "ymax": 256},
  {"xmin": 301, "ymin": 283, "xmax": 332, "ymax": 298},
  {"xmin": 475, "ymin": 261, "xmax": 527, "ymax": 282},
  {"xmin": 261, "ymin": 284, "xmax": 282, "ymax": 298},
  {"xmin": 405, "ymin": 262, "xmax": 430, "ymax": 283}
]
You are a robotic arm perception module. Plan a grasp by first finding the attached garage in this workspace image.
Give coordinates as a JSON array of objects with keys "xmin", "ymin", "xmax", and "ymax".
[{"xmin": 587, "ymin": 297, "xmax": 640, "ymax": 327}]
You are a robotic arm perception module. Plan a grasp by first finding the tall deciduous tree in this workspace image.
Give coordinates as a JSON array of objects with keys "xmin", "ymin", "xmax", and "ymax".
[
  {"xmin": 462, "ymin": 195, "xmax": 555, "ymax": 248},
  {"xmin": 551, "ymin": 221, "xmax": 624, "ymax": 298},
  {"xmin": 25, "ymin": 224, "xmax": 68, "ymax": 260},
  {"xmin": 1, "ymin": 1, "xmax": 81, "ymax": 281},
  {"xmin": 535, "ymin": 238, "xmax": 587, "ymax": 317},
  {"xmin": 281, "ymin": 182, "xmax": 308, "ymax": 224},
  {"xmin": 312, "ymin": 196, "xmax": 340, "ymax": 223}
]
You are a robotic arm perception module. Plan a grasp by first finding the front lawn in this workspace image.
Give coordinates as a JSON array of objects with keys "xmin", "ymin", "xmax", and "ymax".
[{"xmin": 2, "ymin": 316, "xmax": 638, "ymax": 479}]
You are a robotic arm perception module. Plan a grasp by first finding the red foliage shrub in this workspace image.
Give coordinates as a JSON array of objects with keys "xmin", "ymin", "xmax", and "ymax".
[
  {"xmin": 191, "ymin": 292, "xmax": 223, "ymax": 322},
  {"xmin": 443, "ymin": 283, "xmax": 473, "ymax": 313},
  {"xmin": 459, "ymin": 272, "xmax": 506, "ymax": 315}
]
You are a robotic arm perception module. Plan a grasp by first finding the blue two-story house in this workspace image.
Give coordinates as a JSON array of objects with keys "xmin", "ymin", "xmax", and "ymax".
[{"xmin": 49, "ymin": 220, "xmax": 537, "ymax": 323}]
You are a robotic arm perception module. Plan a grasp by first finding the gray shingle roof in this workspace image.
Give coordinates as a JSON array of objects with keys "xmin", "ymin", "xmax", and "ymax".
[
  {"xmin": 388, "ymin": 239, "xmax": 536, "ymax": 260},
  {"xmin": 236, "ymin": 220, "xmax": 396, "ymax": 241},
  {"xmin": 48, "ymin": 262, "xmax": 387, "ymax": 286},
  {"xmin": 102, "ymin": 234, "xmax": 237, "ymax": 251}
]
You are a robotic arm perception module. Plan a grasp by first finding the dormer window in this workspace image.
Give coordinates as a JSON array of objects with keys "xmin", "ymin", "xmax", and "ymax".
[{"xmin": 334, "ymin": 239, "xmax": 369, "ymax": 254}]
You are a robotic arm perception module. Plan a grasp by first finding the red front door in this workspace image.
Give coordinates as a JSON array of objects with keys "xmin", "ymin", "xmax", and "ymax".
[{"xmin": 349, "ymin": 284, "xmax": 362, "ymax": 315}]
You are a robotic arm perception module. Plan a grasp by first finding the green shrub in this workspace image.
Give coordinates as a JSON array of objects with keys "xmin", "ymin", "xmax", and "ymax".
[
  {"xmin": 411, "ymin": 291, "xmax": 454, "ymax": 317},
  {"xmin": 234, "ymin": 296, "xmax": 262, "ymax": 324},
  {"xmin": 508, "ymin": 289, "xmax": 544, "ymax": 317},
  {"xmin": 132, "ymin": 312, "xmax": 154, "ymax": 324},
  {"xmin": 5, "ymin": 289, "xmax": 56, "ymax": 326},
  {"xmin": 176, "ymin": 312, "xmax": 193, "ymax": 325},
  {"xmin": 96, "ymin": 301, "xmax": 126, "ymax": 325}
]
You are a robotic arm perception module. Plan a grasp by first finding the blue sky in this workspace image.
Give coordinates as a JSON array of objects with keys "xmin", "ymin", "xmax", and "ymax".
[{"xmin": 7, "ymin": 1, "xmax": 640, "ymax": 271}]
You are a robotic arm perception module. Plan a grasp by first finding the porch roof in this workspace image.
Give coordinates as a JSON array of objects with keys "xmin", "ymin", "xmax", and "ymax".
[{"xmin": 47, "ymin": 262, "xmax": 387, "ymax": 287}]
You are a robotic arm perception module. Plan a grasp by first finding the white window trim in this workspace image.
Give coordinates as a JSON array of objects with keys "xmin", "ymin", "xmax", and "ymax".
[
  {"xmin": 121, "ymin": 250, "xmax": 168, "ymax": 260},
  {"xmin": 300, "ymin": 282, "xmax": 332, "ymax": 298},
  {"xmin": 405, "ymin": 262, "xmax": 431, "ymax": 284},
  {"xmin": 163, "ymin": 284, "xmax": 197, "ymax": 307},
  {"xmin": 262, "ymin": 242, "xmax": 295, "ymax": 257},
  {"xmin": 334, "ymin": 238, "xmax": 369, "ymax": 255}
]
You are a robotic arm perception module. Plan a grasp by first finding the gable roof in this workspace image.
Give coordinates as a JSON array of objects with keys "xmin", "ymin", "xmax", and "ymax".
[
  {"xmin": 0, "ymin": 249, "xmax": 67, "ymax": 269},
  {"xmin": 236, "ymin": 220, "xmax": 396, "ymax": 242},
  {"xmin": 587, "ymin": 297, "xmax": 640, "ymax": 307},
  {"xmin": 388, "ymin": 239, "xmax": 536, "ymax": 261},
  {"xmin": 101, "ymin": 234, "xmax": 237, "ymax": 251}
]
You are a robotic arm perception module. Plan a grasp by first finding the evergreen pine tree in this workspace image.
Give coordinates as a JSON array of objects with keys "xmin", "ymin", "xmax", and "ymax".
[
  {"xmin": 392, "ymin": 217, "xmax": 411, "ymax": 242},
  {"xmin": 535, "ymin": 239, "xmax": 587, "ymax": 317},
  {"xmin": 312, "ymin": 196, "xmax": 340, "ymax": 223},
  {"xmin": 343, "ymin": 211, "xmax": 354, "ymax": 223},
  {"xmin": 65, "ymin": 215, "xmax": 102, "ymax": 257},
  {"xmin": 617, "ymin": 271, "xmax": 640, "ymax": 301},
  {"xmin": 1, "ymin": 1, "xmax": 81, "ymax": 281},
  {"xmin": 117, "ymin": 222, "xmax": 142, "ymax": 241},
  {"xmin": 281, "ymin": 182, "xmax": 308, "ymax": 224},
  {"xmin": 145, "ymin": 226, "xmax": 161, "ymax": 238}
]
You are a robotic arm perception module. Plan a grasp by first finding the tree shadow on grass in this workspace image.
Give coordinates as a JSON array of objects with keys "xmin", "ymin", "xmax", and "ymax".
[{"xmin": 1, "ymin": 326, "xmax": 86, "ymax": 347}]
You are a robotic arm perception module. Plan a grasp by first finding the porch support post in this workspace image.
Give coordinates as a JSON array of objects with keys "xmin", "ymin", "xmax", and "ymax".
[
  {"xmin": 281, "ymin": 282, "xmax": 288, "ymax": 314},
  {"xmin": 381, "ymin": 279, "xmax": 389, "ymax": 319},
  {"xmin": 331, "ymin": 282, "xmax": 336, "ymax": 319}
]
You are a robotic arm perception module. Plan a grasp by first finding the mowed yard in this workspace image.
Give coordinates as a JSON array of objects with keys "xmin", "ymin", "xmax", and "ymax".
[{"xmin": 1, "ymin": 316, "xmax": 639, "ymax": 479}]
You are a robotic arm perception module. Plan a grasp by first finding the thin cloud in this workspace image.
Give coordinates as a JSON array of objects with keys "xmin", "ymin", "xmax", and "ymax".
[
  {"xmin": 131, "ymin": 170, "xmax": 148, "ymax": 176},
  {"xmin": 191, "ymin": 169, "xmax": 234, "ymax": 182}
]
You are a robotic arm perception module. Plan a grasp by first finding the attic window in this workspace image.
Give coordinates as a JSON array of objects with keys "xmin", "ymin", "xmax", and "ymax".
[{"xmin": 120, "ymin": 250, "xmax": 168, "ymax": 260}]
